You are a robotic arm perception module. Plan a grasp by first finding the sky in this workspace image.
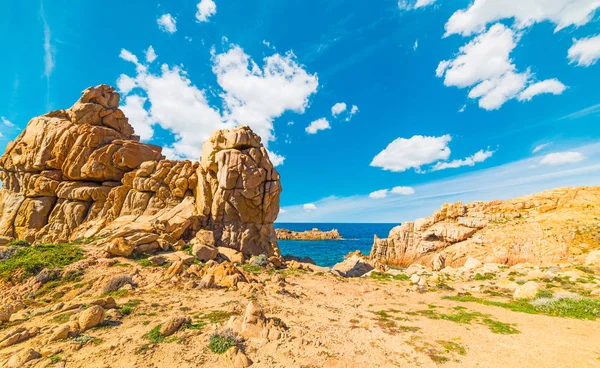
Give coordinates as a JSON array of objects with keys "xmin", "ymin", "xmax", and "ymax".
[{"xmin": 1, "ymin": 0, "xmax": 600, "ymax": 223}]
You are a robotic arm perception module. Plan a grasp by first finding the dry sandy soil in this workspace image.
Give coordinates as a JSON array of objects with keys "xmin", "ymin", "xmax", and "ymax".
[{"xmin": 1, "ymin": 249, "xmax": 599, "ymax": 368}]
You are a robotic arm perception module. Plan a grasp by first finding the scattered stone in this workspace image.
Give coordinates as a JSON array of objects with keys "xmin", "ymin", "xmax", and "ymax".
[
  {"xmin": 148, "ymin": 255, "xmax": 168, "ymax": 266},
  {"xmin": 165, "ymin": 261, "xmax": 185, "ymax": 278},
  {"xmin": 101, "ymin": 274, "xmax": 135, "ymax": 294},
  {"xmin": 160, "ymin": 315, "xmax": 190, "ymax": 336},
  {"xmin": 220, "ymin": 346, "xmax": 253, "ymax": 368},
  {"xmin": 0, "ymin": 327, "xmax": 39, "ymax": 347},
  {"xmin": 192, "ymin": 244, "xmax": 218, "ymax": 262},
  {"xmin": 199, "ymin": 274, "xmax": 215, "ymax": 289},
  {"xmin": 78, "ymin": 305, "xmax": 105, "ymax": 331},
  {"xmin": 105, "ymin": 237, "xmax": 135, "ymax": 257},
  {"xmin": 331, "ymin": 254, "xmax": 374, "ymax": 277},
  {"xmin": 463, "ymin": 257, "xmax": 482, "ymax": 270},
  {"xmin": 432, "ymin": 254, "xmax": 445, "ymax": 271},
  {"xmin": 48, "ymin": 324, "xmax": 71, "ymax": 342},
  {"xmin": 218, "ymin": 247, "xmax": 245, "ymax": 264},
  {"xmin": 585, "ymin": 250, "xmax": 600, "ymax": 266},
  {"xmin": 513, "ymin": 281, "xmax": 539, "ymax": 300},
  {"xmin": 90, "ymin": 297, "xmax": 117, "ymax": 309},
  {"xmin": 6, "ymin": 348, "xmax": 41, "ymax": 368}
]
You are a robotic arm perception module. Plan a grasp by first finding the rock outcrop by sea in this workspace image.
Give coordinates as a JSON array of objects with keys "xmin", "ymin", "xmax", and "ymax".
[
  {"xmin": 0, "ymin": 85, "xmax": 282, "ymax": 258},
  {"xmin": 370, "ymin": 186, "xmax": 600, "ymax": 268},
  {"xmin": 276, "ymin": 228, "xmax": 342, "ymax": 240}
]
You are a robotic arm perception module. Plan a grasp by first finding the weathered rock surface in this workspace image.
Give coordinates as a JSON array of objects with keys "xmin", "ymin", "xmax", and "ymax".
[
  {"xmin": 370, "ymin": 187, "xmax": 600, "ymax": 267},
  {"xmin": 0, "ymin": 85, "xmax": 281, "ymax": 258},
  {"xmin": 276, "ymin": 228, "xmax": 342, "ymax": 240}
]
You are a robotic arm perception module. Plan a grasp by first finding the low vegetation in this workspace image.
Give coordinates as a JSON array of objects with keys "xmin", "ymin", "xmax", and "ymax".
[
  {"xmin": 0, "ymin": 243, "xmax": 85, "ymax": 281},
  {"xmin": 208, "ymin": 329, "xmax": 243, "ymax": 354}
]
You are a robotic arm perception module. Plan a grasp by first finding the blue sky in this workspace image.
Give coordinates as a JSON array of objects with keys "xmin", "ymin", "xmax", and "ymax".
[{"xmin": 1, "ymin": 0, "xmax": 600, "ymax": 223}]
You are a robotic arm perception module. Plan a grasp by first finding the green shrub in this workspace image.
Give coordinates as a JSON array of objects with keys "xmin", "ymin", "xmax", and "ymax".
[
  {"xmin": 0, "ymin": 243, "xmax": 85, "ymax": 281},
  {"xmin": 7, "ymin": 240, "xmax": 29, "ymax": 247},
  {"xmin": 208, "ymin": 329, "xmax": 241, "ymax": 354}
]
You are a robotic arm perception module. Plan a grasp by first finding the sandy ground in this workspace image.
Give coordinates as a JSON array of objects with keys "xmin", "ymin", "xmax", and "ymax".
[{"xmin": 1, "ymin": 256, "xmax": 599, "ymax": 368}]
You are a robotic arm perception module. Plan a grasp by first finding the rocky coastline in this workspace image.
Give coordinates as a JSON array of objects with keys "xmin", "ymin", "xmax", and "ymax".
[{"xmin": 275, "ymin": 228, "xmax": 342, "ymax": 240}]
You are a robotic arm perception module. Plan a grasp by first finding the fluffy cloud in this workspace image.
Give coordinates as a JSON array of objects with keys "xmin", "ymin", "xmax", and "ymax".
[
  {"xmin": 369, "ymin": 189, "xmax": 389, "ymax": 199},
  {"xmin": 398, "ymin": 0, "xmax": 437, "ymax": 10},
  {"xmin": 303, "ymin": 203, "xmax": 317, "ymax": 212},
  {"xmin": 346, "ymin": 105, "xmax": 359, "ymax": 121},
  {"xmin": 437, "ymin": 24, "xmax": 564, "ymax": 110},
  {"xmin": 371, "ymin": 135, "xmax": 452, "ymax": 172},
  {"xmin": 445, "ymin": 0, "xmax": 600, "ymax": 37},
  {"xmin": 331, "ymin": 102, "xmax": 347, "ymax": 116},
  {"xmin": 212, "ymin": 45, "xmax": 318, "ymax": 143},
  {"xmin": 145, "ymin": 46, "xmax": 157, "ymax": 63},
  {"xmin": 157, "ymin": 14, "xmax": 177, "ymax": 33},
  {"xmin": 518, "ymin": 79, "xmax": 567, "ymax": 101},
  {"xmin": 196, "ymin": 0, "xmax": 217, "ymax": 22},
  {"xmin": 540, "ymin": 151, "xmax": 585, "ymax": 166},
  {"xmin": 391, "ymin": 186, "xmax": 416, "ymax": 195},
  {"xmin": 1, "ymin": 117, "xmax": 14, "ymax": 127},
  {"xmin": 533, "ymin": 143, "xmax": 552, "ymax": 153},
  {"xmin": 431, "ymin": 149, "xmax": 494, "ymax": 171},
  {"xmin": 117, "ymin": 45, "xmax": 316, "ymax": 163},
  {"xmin": 370, "ymin": 186, "xmax": 416, "ymax": 199},
  {"xmin": 568, "ymin": 34, "xmax": 600, "ymax": 67},
  {"xmin": 305, "ymin": 118, "xmax": 330, "ymax": 134}
]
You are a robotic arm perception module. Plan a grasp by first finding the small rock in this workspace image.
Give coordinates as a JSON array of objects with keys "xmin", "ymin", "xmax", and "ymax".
[
  {"xmin": 220, "ymin": 346, "xmax": 252, "ymax": 368},
  {"xmin": 104, "ymin": 309, "xmax": 122, "ymax": 321},
  {"xmin": 148, "ymin": 255, "xmax": 168, "ymax": 266},
  {"xmin": 463, "ymin": 257, "xmax": 482, "ymax": 270},
  {"xmin": 199, "ymin": 274, "xmax": 215, "ymax": 289},
  {"xmin": 165, "ymin": 261, "xmax": 185, "ymax": 278},
  {"xmin": 159, "ymin": 316, "xmax": 189, "ymax": 336},
  {"xmin": 585, "ymin": 250, "xmax": 600, "ymax": 266},
  {"xmin": 331, "ymin": 255, "xmax": 374, "ymax": 278},
  {"xmin": 105, "ymin": 237, "xmax": 135, "ymax": 257},
  {"xmin": 179, "ymin": 254, "xmax": 195, "ymax": 266},
  {"xmin": 192, "ymin": 244, "xmax": 218, "ymax": 262},
  {"xmin": 218, "ymin": 247, "xmax": 244, "ymax": 264},
  {"xmin": 405, "ymin": 264, "xmax": 426, "ymax": 276},
  {"xmin": 568, "ymin": 247, "xmax": 583, "ymax": 255},
  {"xmin": 7, "ymin": 348, "xmax": 41, "ymax": 368},
  {"xmin": 410, "ymin": 274, "xmax": 421, "ymax": 284},
  {"xmin": 513, "ymin": 281, "xmax": 539, "ymax": 300},
  {"xmin": 48, "ymin": 324, "xmax": 71, "ymax": 342},
  {"xmin": 78, "ymin": 305, "xmax": 104, "ymax": 331},
  {"xmin": 432, "ymin": 254, "xmax": 445, "ymax": 271}
]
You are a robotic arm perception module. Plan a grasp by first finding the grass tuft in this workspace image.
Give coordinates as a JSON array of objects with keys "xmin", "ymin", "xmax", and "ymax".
[{"xmin": 0, "ymin": 243, "xmax": 85, "ymax": 281}]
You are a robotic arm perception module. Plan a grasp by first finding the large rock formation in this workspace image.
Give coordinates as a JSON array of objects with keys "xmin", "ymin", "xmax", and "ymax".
[
  {"xmin": 0, "ymin": 85, "xmax": 281, "ymax": 257},
  {"xmin": 370, "ymin": 186, "xmax": 600, "ymax": 267}
]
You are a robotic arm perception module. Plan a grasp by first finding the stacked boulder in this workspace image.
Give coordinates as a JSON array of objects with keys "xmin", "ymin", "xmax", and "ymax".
[{"xmin": 0, "ymin": 85, "xmax": 282, "ymax": 259}]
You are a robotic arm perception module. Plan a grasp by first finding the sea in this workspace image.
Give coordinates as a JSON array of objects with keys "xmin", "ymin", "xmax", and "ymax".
[{"xmin": 275, "ymin": 223, "xmax": 399, "ymax": 267}]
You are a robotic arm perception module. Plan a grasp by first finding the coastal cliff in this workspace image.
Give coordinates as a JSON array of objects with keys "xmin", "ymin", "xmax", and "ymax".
[
  {"xmin": 370, "ymin": 186, "xmax": 600, "ymax": 268},
  {"xmin": 0, "ymin": 85, "xmax": 281, "ymax": 258},
  {"xmin": 276, "ymin": 228, "xmax": 342, "ymax": 240}
]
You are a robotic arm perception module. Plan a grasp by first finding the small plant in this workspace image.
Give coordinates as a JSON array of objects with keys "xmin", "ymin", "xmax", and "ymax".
[
  {"xmin": 242, "ymin": 264, "xmax": 262, "ymax": 274},
  {"xmin": 482, "ymin": 318, "xmax": 520, "ymax": 334},
  {"xmin": 143, "ymin": 325, "xmax": 165, "ymax": 343},
  {"xmin": 52, "ymin": 313, "xmax": 72, "ymax": 324},
  {"xmin": 535, "ymin": 290, "xmax": 553, "ymax": 299},
  {"xmin": 200, "ymin": 310, "xmax": 235, "ymax": 324},
  {"xmin": 437, "ymin": 340, "xmax": 466, "ymax": 355},
  {"xmin": 369, "ymin": 272, "xmax": 409, "ymax": 281},
  {"xmin": 208, "ymin": 329, "xmax": 242, "ymax": 354},
  {"xmin": 7, "ymin": 240, "xmax": 29, "ymax": 247},
  {"xmin": 48, "ymin": 355, "xmax": 62, "ymax": 364},
  {"xmin": 119, "ymin": 299, "xmax": 141, "ymax": 316},
  {"xmin": 474, "ymin": 273, "xmax": 495, "ymax": 281}
]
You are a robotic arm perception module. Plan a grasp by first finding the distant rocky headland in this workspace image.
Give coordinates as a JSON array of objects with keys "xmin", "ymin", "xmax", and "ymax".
[{"xmin": 276, "ymin": 228, "xmax": 342, "ymax": 240}]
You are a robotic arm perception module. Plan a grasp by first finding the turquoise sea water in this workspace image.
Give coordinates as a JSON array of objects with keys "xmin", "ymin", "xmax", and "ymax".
[{"xmin": 276, "ymin": 223, "xmax": 398, "ymax": 267}]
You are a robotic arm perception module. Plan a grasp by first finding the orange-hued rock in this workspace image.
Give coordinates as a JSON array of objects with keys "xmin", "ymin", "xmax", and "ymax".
[
  {"xmin": 0, "ymin": 84, "xmax": 281, "ymax": 258},
  {"xmin": 370, "ymin": 186, "xmax": 600, "ymax": 267},
  {"xmin": 276, "ymin": 228, "xmax": 342, "ymax": 240}
]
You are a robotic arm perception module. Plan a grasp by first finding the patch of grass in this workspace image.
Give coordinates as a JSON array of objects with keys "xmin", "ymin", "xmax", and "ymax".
[
  {"xmin": 369, "ymin": 272, "xmax": 409, "ymax": 281},
  {"xmin": 208, "ymin": 329, "xmax": 241, "ymax": 354},
  {"xmin": 7, "ymin": 240, "xmax": 29, "ymax": 247},
  {"xmin": 199, "ymin": 310, "xmax": 235, "ymax": 324},
  {"xmin": 0, "ymin": 243, "xmax": 85, "ymax": 281},
  {"xmin": 474, "ymin": 273, "xmax": 495, "ymax": 281},
  {"xmin": 52, "ymin": 313, "xmax": 72, "ymax": 324},
  {"xmin": 437, "ymin": 340, "xmax": 466, "ymax": 355},
  {"xmin": 444, "ymin": 293, "xmax": 600, "ymax": 320},
  {"xmin": 72, "ymin": 334, "xmax": 103, "ymax": 346},
  {"xmin": 412, "ymin": 341, "xmax": 449, "ymax": 364},
  {"xmin": 108, "ymin": 289, "xmax": 129, "ymax": 298},
  {"xmin": 48, "ymin": 355, "xmax": 62, "ymax": 364},
  {"xmin": 482, "ymin": 318, "xmax": 520, "ymax": 334},
  {"xmin": 143, "ymin": 324, "xmax": 165, "ymax": 343},
  {"xmin": 242, "ymin": 264, "xmax": 262, "ymax": 274},
  {"xmin": 535, "ymin": 290, "xmax": 553, "ymax": 299},
  {"xmin": 119, "ymin": 299, "xmax": 142, "ymax": 316}
]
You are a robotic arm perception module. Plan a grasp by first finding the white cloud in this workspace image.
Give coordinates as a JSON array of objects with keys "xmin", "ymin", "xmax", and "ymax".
[
  {"xmin": 445, "ymin": 0, "xmax": 600, "ymax": 37},
  {"xmin": 0, "ymin": 132, "xmax": 3, "ymax": 137},
  {"xmin": 303, "ymin": 203, "xmax": 317, "ymax": 212},
  {"xmin": 369, "ymin": 189, "xmax": 389, "ymax": 199},
  {"xmin": 331, "ymin": 102, "xmax": 347, "ymax": 116},
  {"xmin": 212, "ymin": 45, "xmax": 318, "ymax": 143},
  {"xmin": 346, "ymin": 105, "xmax": 359, "ymax": 122},
  {"xmin": 41, "ymin": 7, "xmax": 54, "ymax": 79},
  {"xmin": 305, "ymin": 118, "xmax": 330, "ymax": 134},
  {"xmin": 391, "ymin": 186, "xmax": 415, "ymax": 195},
  {"xmin": 568, "ymin": 34, "xmax": 600, "ymax": 67},
  {"xmin": 399, "ymin": 0, "xmax": 437, "ymax": 10},
  {"xmin": 117, "ymin": 45, "xmax": 316, "ymax": 161},
  {"xmin": 458, "ymin": 104, "xmax": 466, "ymax": 112},
  {"xmin": 145, "ymin": 46, "xmax": 157, "ymax": 63},
  {"xmin": 533, "ymin": 143, "xmax": 552, "ymax": 153},
  {"xmin": 196, "ymin": 0, "xmax": 217, "ymax": 22},
  {"xmin": 431, "ymin": 149, "xmax": 494, "ymax": 171},
  {"xmin": 279, "ymin": 208, "xmax": 288, "ymax": 214},
  {"xmin": 413, "ymin": 39, "xmax": 419, "ymax": 50},
  {"xmin": 267, "ymin": 150, "xmax": 285, "ymax": 167},
  {"xmin": 539, "ymin": 151, "xmax": 585, "ymax": 166},
  {"xmin": 1, "ymin": 117, "xmax": 14, "ymax": 127},
  {"xmin": 119, "ymin": 95, "xmax": 154, "ymax": 141},
  {"xmin": 558, "ymin": 103, "xmax": 600, "ymax": 120},
  {"xmin": 116, "ymin": 74, "xmax": 138, "ymax": 94},
  {"xmin": 371, "ymin": 135, "xmax": 452, "ymax": 172},
  {"xmin": 157, "ymin": 14, "xmax": 177, "ymax": 33},
  {"xmin": 437, "ymin": 24, "xmax": 563, "ymax": 110},
  {"xmin": 518, "ymin": 78, "xmax": 567, "ymax": 101}
]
